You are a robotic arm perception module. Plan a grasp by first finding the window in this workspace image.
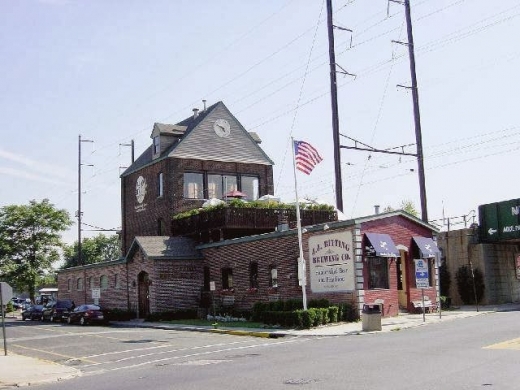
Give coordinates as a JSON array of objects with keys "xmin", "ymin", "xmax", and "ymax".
[
  {"xmin": 222, "ymin": 268, "xmax": 233, "ymax": 290},
  {"xmin": 208, "ymin": 174, "xmax": 223, "ymax": 199},
  {"xmin": 223, "ymin": 175, "xmax": 238, "ymax": 195},
  {"xmin": 157, "ymin": 218, "xmax": 166, "ymax": 235},
  {"xmin": 269, "ymin": 265, "xmax": 278, "ymax": 288},
  {"xmin": 153, "ymin": 136, "xmax": 160, "ymax": 154},
  {"xmin": 203, "ymin": 266, "xmax": 211, "ymax": 291},
  {"xmin": 249, "ymin": 262, "xmax": 259, "ymax": 289},
  {"xmin": 183, "ymin": 173, "xmax": 204, "ymax": 199},
  {"xmin": 114, "ymin": 274, "xmax": 120, "ymax": 289},
  {"xmin": 87, "ymin": 276, "xmax": 92, "ymax": 289},
  {"xmin": 100, "ymin": 275, "xmax": 108, "ymax": 290},
  {"xmin": 241, "ymin": 176, "xmax": 259, "ymax": 200},
  {"xmin": 67, "ymin": 279, "xmax": 72, "ymax": 291},
  {"xmin": 76, "ymin": 277, "xmax": 84, "ymax": 291},
  {"xmin": 157, "ymin": 172, "xmax": 164, "ymax": 197},
  {"xmin": 367, "ymin": 258, "xmax": 389, "ymax": 289}
]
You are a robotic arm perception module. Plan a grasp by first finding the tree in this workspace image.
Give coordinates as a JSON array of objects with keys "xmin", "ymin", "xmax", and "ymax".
[
  {"xmin": 383, "ymin": 199, "xmax": 419, "ymax": 217},
  {"xmin": 0, "ymin": 199, "xmax": 72, "ymax": 301},
  {"xmin": 455, "ymin": 265, "xmax": 485, "ymax": 304},
  {"xmin": 62, "ymin": 234, "xmax": 121, "ymax": 269}
]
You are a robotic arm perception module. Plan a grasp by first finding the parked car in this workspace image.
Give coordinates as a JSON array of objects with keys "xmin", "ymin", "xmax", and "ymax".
[
  {"xmin": 41, "ymin": 299, "xmax": 75, "ymax": 322},
  {"xmin": 10, "ymin": 298, "xmax": 25, "ymax": 310},
  {"xmin": 21, "ymin": 305, "xmax": 44, "ymax": 321},
  {"xmin": 65, "ymin": 304, "xmax": 107, "ymax": 325}
]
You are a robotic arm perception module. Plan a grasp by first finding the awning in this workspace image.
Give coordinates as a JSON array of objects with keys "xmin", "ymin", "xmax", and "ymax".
[
  {"xmin": 413, "ymin": 236, "xmax": 440, "ymax": 258},
  {"xmin": 364, "ymin": 233, "xmax": 400, "ymax": 257}
]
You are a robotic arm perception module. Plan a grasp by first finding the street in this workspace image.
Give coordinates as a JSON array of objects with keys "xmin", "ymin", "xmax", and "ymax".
[{"xmin": 4, "ymin": 311, "xmax": 520, "ymax": 389}]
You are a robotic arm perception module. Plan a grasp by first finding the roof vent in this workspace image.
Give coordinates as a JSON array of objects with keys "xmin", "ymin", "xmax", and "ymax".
[
  {"xmin": 193, "ymin": 108, "xmax": 199, "ymax": 119},
  {"xmin": 374, "ymin": 205, "xmax": 380, "ymax": 214},
  {"xmin": 202, "ymin": 99, "xmax": 207, "ymax": 112}
]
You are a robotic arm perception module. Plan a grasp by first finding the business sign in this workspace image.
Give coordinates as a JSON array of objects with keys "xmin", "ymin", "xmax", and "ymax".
[
  {"xmin": 91, "ymin": 288, "xmax": 101, "ymax": 299},
  {"xmin": 479, "ymin": 198, "xmax": 520, "ymax": 242},
  {"xmin": 308, "ymin": 231, "xmax": 355, "ymax": 293},
  {"xmin": 414, "ymin": 259, "xmax": 430, "ymax": 288}
]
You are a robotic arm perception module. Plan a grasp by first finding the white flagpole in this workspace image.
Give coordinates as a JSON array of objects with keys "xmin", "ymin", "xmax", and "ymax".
[{"xmin": 291, "ymin": 137, "xmax": 308, "ymax": 310}]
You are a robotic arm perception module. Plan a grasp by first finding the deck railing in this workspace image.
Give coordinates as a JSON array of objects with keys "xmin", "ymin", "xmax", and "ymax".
[{"xmin": 172, "ymin": 207, "xmax": 337, "ymax": 236}]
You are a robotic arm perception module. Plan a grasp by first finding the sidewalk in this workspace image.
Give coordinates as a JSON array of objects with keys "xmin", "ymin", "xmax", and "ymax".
[{"xmin": 1, "ymin": 303, "xmax": 518, "ymax": 388}]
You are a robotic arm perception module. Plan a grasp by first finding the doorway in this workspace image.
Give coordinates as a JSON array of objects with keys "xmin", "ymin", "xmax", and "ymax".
[
  {"xmin": 396, "ymin": 249, "xmax": 408, "ymax": 310},
  {"xmin": 138, "ymin": 271, "xmax": 150, "ymax": 318}
]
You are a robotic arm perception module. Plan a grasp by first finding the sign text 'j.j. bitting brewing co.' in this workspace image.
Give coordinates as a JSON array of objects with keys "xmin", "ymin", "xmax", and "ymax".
[{"xmin": 308, "ymin": 231, "xmax": 355, "ymax": 293}]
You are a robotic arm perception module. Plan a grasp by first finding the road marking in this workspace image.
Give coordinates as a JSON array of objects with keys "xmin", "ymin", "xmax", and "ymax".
[
  {"xmin": 11, "ymin": 344, "xmax": 98, "ymax": 364},
  {"xmin": 84, "ymin": 338, "xmax": 306, "ymax": 374},
  {"xmin": 484, "ymin": 337, "xmax": 520, "ymax": 350}
]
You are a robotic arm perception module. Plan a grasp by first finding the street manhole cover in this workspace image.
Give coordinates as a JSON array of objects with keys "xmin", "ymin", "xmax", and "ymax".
[{"xmin": 284, "ymin": 378, "xmax": 320, "ymax": 385}]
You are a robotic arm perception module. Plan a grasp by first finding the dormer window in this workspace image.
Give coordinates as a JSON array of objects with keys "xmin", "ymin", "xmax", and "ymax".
[{"xmin": 153, "ymin": 136, "xmax": 160, "ymax": 155}]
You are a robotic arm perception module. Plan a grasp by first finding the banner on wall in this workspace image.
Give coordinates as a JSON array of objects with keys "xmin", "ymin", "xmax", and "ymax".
[{"xmin": 308, "ymin": 231, "xmax": 355, "ymax": 293}]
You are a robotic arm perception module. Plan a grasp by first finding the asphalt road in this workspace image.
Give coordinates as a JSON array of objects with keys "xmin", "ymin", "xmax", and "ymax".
[{"xmin": 4, "ymin": 311, "xmax": 520, "ymax": 390}]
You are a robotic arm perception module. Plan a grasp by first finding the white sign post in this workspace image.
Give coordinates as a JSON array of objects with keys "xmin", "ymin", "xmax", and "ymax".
[
  {"xmin": 414, "ymin": 259, "xmax": 430, "ymax": 322},
  {"xmin": 0, "ymin": 282, "xmax": 13, "ymax": 356},
  {"xmin": 92, "ymin": 288, "xmax": 101, "ymax": 305}
]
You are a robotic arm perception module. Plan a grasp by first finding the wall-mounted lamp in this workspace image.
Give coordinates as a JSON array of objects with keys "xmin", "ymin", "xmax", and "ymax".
[
  {"xmin": 323, "ymin": 224, "xmax": 329, "ymax": 231},
  {"xmin": 302, "ymin": 228, "xmax": 308, "ymax": 233}
]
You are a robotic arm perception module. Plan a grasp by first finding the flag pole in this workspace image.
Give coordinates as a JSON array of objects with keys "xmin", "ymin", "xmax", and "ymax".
[{"xmin": 291, "ymin": 137, "xmax": 308, "ymax": 310}]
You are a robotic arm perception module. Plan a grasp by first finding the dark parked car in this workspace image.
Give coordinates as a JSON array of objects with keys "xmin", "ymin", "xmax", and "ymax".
[
  {"xmin": 41, "ymin": 299, "xmax": 75, "ymax": 322},
  {"xmin": 21, "ymin": 305, "xmax": 44, "ymax": 321},
  {"xmin": 65, "ymin": 304, "xmax": 107, "ymax": 325}
]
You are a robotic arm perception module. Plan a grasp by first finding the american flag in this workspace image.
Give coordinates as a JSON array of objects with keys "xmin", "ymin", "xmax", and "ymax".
[{"xmin": 294, "ymin": 140, "xmax": 323, "ymax": 175}]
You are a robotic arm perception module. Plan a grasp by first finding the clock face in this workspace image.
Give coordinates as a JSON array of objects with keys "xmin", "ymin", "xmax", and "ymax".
[{"xmin": 213, "ymin": 119, "xmax": 231, "ymax": 138}]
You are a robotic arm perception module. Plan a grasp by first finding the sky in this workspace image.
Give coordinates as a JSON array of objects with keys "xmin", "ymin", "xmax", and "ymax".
[{"xmin": 1, "ymin": 0, "xmax": 519, "ymax": 245}]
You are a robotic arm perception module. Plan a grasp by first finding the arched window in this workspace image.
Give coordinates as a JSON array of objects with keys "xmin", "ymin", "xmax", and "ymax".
[
  {"xmin": 100, "ymin": 275, "xmax": 108, "ymax": 290},
  {"xmin": 67, "ymin": 279, "xmax": 72, "ymax": 291},
  {"xmin": 249, "ymin": 262, "xmax": 259, "ymax": 289},
  {"xmin": 76, "ymin": 277, "xmax": 84, "ymax": 291}
]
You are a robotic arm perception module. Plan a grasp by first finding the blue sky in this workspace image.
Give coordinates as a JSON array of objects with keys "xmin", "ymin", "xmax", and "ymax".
[{"xmin": 1, "ymin": 0, "xmax": 519, "ymax": 244}]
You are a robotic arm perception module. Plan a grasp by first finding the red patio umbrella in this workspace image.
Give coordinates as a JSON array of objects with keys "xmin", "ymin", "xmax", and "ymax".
[{"xmin": 225, "ymin": 190, "xmax": 247, "ymax": 198}]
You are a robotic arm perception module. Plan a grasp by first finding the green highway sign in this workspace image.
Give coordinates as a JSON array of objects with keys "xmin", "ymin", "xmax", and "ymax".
[{"xmin": 479, "ymin": 198, "xmax": 520, "ymax": 242}]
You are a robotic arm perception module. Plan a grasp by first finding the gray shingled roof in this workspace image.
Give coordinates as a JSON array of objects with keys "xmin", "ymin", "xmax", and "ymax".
[
  {"xmin": 127, "ymin": 236, "xmax": 203, "ymax": 260},
  {"xmin": 120, "ymin": 101, "xmax": 273, "ymax": 177}
]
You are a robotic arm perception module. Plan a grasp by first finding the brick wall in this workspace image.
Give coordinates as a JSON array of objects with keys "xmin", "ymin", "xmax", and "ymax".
[
  {"xmin": 122, "ymin": 157, "xmax": 274, "ymax": 253},
  {"xmin": 362, "ymin": 215, "xmax": 438, "ymax": 314},
  {"xmin": 58, "ymin": 261, "xmax": 128, "ymax": 309}
]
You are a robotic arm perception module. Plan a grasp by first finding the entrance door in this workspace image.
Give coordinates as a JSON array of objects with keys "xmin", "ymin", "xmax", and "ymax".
[
  {"xmin": 397, "ymin": 251, "xmax": 408, "ymax": 309},
  {"xmin": 138, "ymin": 271, "xmax": 150, "ymax": 318}
]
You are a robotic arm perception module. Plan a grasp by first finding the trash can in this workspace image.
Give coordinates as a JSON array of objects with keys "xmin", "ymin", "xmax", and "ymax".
[{"xmin": 362, "ymin": 303, "xmax": 382, "ymax": 331}]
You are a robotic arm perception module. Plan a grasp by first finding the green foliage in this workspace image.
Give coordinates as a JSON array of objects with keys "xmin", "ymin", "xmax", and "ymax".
[
  {"xmin": 308, "ymin": 298, "xmax": 330, "ymax": 308},
  {"xmin": 328, "ymin": 306, "xmax": 339, "ymax": 323},
  {"xmin": 384, "ymin": 199, "xmax": 419, "ymax": 217},
  {"xmin": 301, "ymin": 309, "xmax": 315, "ymax": 329},
  {"xmin": 62, "ymin": 234, "xmax": 121, "ymax": 268},
  {"xmin": 439, "ymin": 261, "xmax": 451, "ymax": 297},
  {"xmin": 146, "ymin": 309, "xmax": 198, "ymax": 322},
  {"xmin": 0, "ymin": 199, "xmax": 72, "ymax": 301},
  {"xmin": 5, "ymin": 301, "xmax": 14, "ymax": 313},
  {"xmin": 172, "ymin": 201, "xmax": 334, "ymax": 221},
  {"xmin": 455, "ymin": 265, "xmax": 485, "ymax": 304}
]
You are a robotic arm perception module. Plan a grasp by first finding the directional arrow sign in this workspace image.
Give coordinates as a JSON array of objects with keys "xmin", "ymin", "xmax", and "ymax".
[
  {"xmin": 488, "ymin": 228, "xmax": 497, "ymax": 235},
  {"xmin": 414, "ymin": 259, "xmax": 430, "ymax": 288}
]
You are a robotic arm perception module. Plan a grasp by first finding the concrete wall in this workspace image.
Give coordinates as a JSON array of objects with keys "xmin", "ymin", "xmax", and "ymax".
[{"xmin": 437, "ymin": 228, "xmax": 520, "ymax": 305}]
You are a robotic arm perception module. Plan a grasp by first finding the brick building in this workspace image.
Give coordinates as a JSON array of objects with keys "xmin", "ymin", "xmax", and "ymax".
[{"xmin": 58, "ymin": 101, "xmax": 440, "ymax": 318}]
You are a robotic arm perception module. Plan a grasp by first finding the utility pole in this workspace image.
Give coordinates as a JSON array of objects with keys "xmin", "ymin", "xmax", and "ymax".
[
  {"xmin": 404, "ymin": 0, "xmax": 428, "ymax": 222},
  {"xmin": 120, "ymin": 140, "xmax": 135, "ymax": 164},
  {"xmin": 326, "ymin": 0, "xmax": 343, "ymax": 212},
  {"xmin": 78, "ymin": 135, "xmax": 93, "ymax": 304}
]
